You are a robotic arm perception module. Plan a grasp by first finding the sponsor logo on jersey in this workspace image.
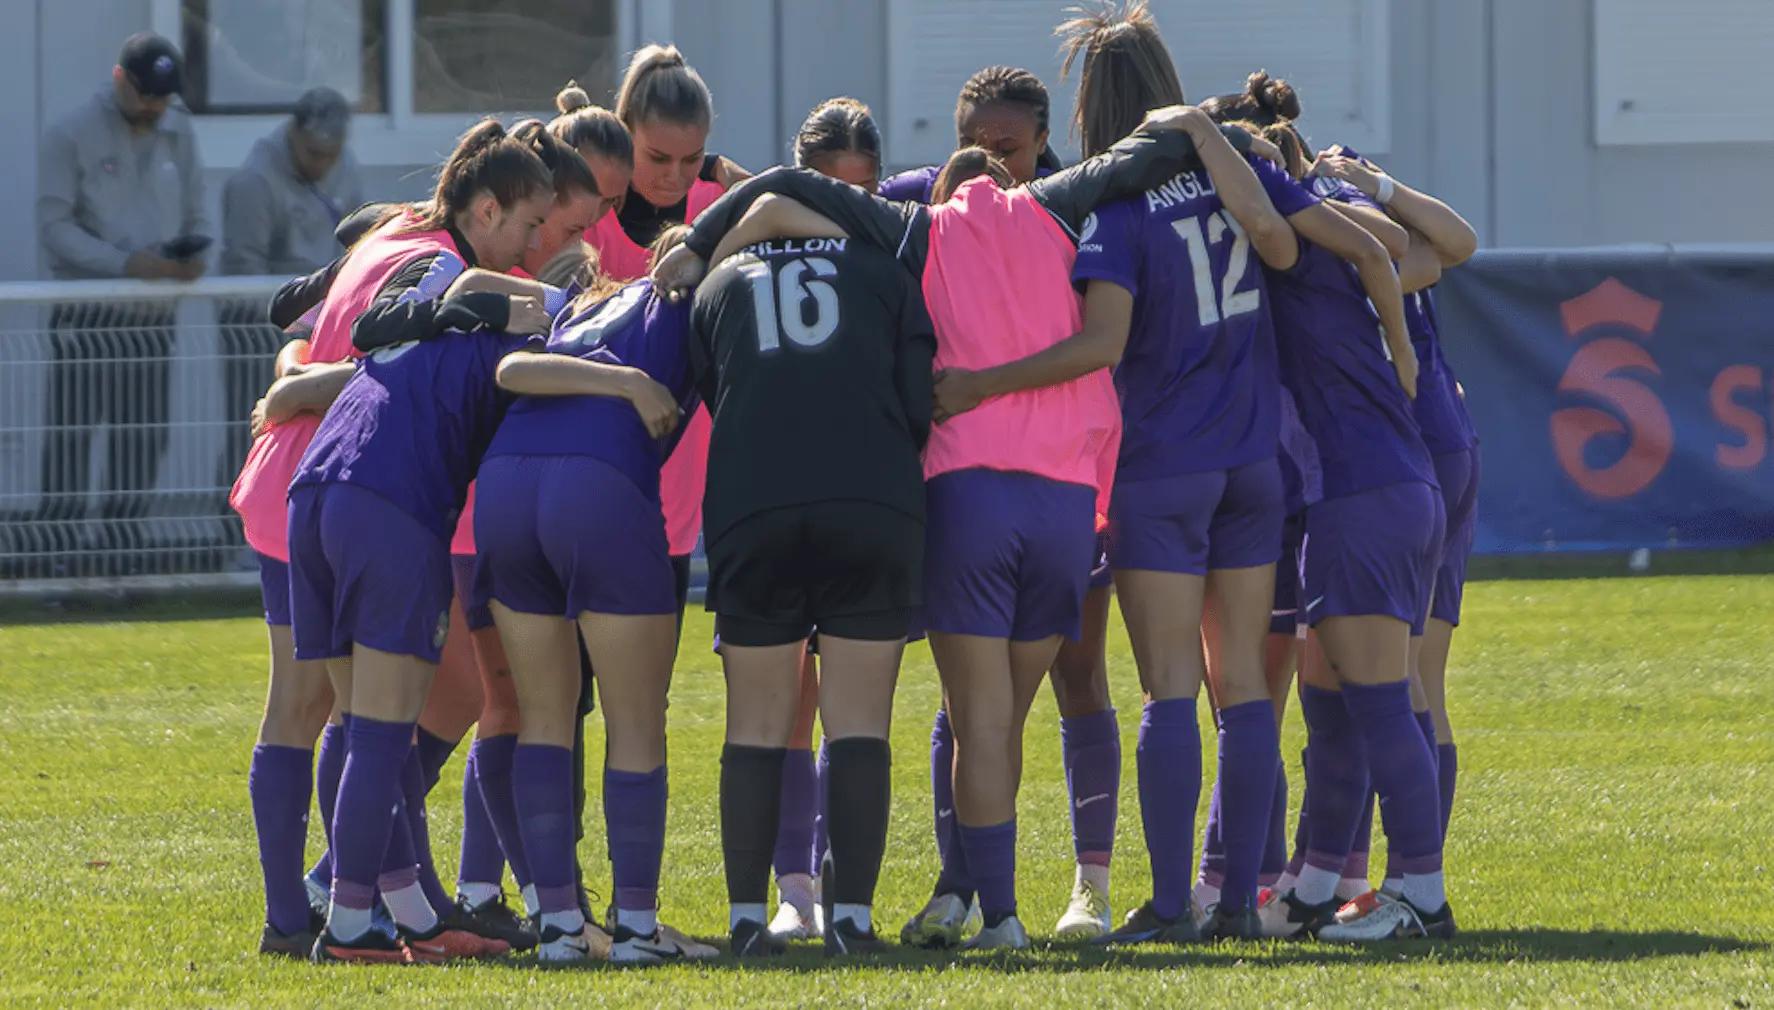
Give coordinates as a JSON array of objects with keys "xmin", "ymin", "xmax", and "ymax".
[{"xmin": 1077, "ymin": 212, "xmax": 1101, "ymax": 253}]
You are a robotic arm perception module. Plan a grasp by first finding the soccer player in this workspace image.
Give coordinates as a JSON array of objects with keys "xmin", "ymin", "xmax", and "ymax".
[
  {"xmin": 1206, "ymin": 112, "xmax": 1454, "ymax": 942},
  {"xmin": 659, "ymin": 104, "xmax": 1249, "ymax": 951},
  {"xmin": 288, "ymin": 120, "xmax": 557, "ymax": 964},
  {"xmin": 880, "ymin": 65, "xmax": 1063, "ymax": 202},
  {"xmin": 473, "ymin": 229, "xmax": 714, "ymax": 965}
]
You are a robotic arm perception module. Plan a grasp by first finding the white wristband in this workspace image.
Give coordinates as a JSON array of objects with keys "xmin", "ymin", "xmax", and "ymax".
[{"xmin": 1375, "ymin": 175, "xmax": 1396, "ymax": 205}]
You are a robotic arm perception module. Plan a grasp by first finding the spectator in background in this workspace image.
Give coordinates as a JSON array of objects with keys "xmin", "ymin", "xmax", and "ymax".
[
  {"xmin": 222, "ymin": 87, "xmax": 364, "ymax": 276},
  {"xmin": 33, "ymin": 33, "xmax": 210, "ymax": 573}
]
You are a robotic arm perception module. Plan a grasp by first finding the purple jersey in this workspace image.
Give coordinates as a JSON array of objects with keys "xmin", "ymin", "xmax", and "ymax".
[
  {"xmin": 1073, "ymin": 155, "xmax": 1318, "ymax": 480},
  {"xmin": 879, "ymin": 165, "xmax": 939, "ymax": 204},
  {"xmin": 292, "ymin": 329, "xmax": 539, "ymax": 541},
  {"xmin": 484, "ymin": 279, "xmax": 698, "ymax": 502},
  {"xmin": 1405, "ymin": 289, "xmax": 1478, "ymax": 454},
  {"xmin": 1266, "ymin": 233, "xmax": 1435, "ymax": 500}
]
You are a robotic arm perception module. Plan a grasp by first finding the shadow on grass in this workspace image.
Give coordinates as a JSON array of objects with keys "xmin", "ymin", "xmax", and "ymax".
[{"xmin": 472, "ymin": 929, "xmax": 1767, "ymax": 975}]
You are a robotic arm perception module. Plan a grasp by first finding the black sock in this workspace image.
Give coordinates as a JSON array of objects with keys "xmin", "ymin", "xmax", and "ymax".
[
  {"xmin": 720, "ymin": 744, "xmax": 787, "ymax": 907},
  {"xmin": 824, "ymin": 736, "xmax": 892, "ymax": 908}
]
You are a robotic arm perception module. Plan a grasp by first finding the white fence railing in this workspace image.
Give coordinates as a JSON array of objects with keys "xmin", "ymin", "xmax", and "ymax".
[{"xmin": 0, "ymin": 275, "xmax": 290, "ymax": 596}]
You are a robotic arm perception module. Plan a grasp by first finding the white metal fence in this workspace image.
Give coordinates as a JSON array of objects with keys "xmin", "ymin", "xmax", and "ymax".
[{"xmin": 0, "ymin": 276, "xmax": 288, "ymax": 596}]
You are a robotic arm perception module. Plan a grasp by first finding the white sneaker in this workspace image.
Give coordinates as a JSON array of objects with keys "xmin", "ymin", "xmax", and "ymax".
[
  {"xmin": 537, "ymin": 922, "xmax": 610, "ymax": 964},
  {"xmin": 1317, "ymin": 892, "xmax": 1456, "ymax": 942},
  {"xmin": 1053, "ymin": 879, "xmax": 1111, "ymax": 939},
  {"xmin": 962, "ymin": 914, "xmax": 1031, "ymax": 951},
  {"xmin": 899, "ymin": 892, "xmax": 971, "ymax": 949},
  {"xmin": 656, "ymin": 921, "xmax": 719, "ymax": 959},
  {"xmin": 610, "ymin": 923, "xmax": 717, "ymax": 964},
  {"xmin": 1255, "ymin": 888, "xmax": 1337, "ymax": 939},
  {"xmin": 1192, "ymin": 899, "xmax": 1216, "ymax": 935},
  {"xmin": 767, "ymin": 900, "xmax": 816, "ymax": 941}
]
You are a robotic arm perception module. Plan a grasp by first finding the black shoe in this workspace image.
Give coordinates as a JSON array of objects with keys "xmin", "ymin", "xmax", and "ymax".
[
  {"xmin": 824, "ymin": 915, "xmax": 888, "ymax": 956},
  {"xmin": 1091, "ymin": 900, "xmax": 1201, "ymax": 947},
  {"xmin": 730, "ymin": 919, "xmax": 786, "ymax": 958},
  {"xmin": 258, "ymin": 923, "xmax": 318, "ymax": 959},
  {"xmin": 455, "ymin": 893, "xmax": 538, "ymax": 952},
  {"xmin": 1204, "ymin": 904, "xmax": 1262, "ymax": 941},
  {"xmin": 310, "ymin": 926, "xmax": 412, "ymax": 964}
]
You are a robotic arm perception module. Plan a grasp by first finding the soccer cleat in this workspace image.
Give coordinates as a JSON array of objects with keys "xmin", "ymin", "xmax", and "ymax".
[
  {"xmin": 1256, "ymin": 888, "xmax": 1339, "ymax": 939},
  {"xmin": 729, "ymin": 918, "xmax": 787, "ymax": 958},
  {"xmin": 305, "ymin": 872, "xmax": 329, "ymax": 922},
  {"xmin": 310, "ymin": 926, "xmax": 413, "ymax": 964},
  {"xmin": 610, "ymin": 924, "xmax": 687, "ymax": 965},
  {"xmin": 536, "ymin": 923, "xmax": 601, "ymax": 965},
  {"xmin": 1334, "ymin": 888, "xmax": 1387, "ymax": 925},
  {"xmin": 434, "ymin": 906, "xmax": 512, "ymax": 958},
  {"xmin": 1091, "ymin": 900, "xmax": 1200, "ymax": 947},
  {"xmin": 1053, "ymin": 878, "xmax": 1112, "ymax": 939},
  {"xmin": 258, "ymin": 923, "xmax": 318, "ymax": 959},
  {"xmin": 399, "ymin": 922, "xmax": 502, "ymax": 963},
  {"xmin": 1203, "ymin": 904, "xmax": 1262, "ymax": 941},
  {"xmin": 962, "ymin": 914, "xmax": 1031, "ymax": 951},
  {"xmin": 899, "ymin": 892, "xmax": 972, "ymax": 950},
  {"xmin": 824, "ymin": 915, "xmax": 888, "ymax": 956},
  {"xmin": 454, "ymin": 893, "xmax": 538, "ymax": 952},
  {"xmin": 1191, "ymin": 899, "xmax": 1215, "ymax": 935},
  {"xmin": 768, "ymin": 900, "xmax": 817, "ymax": 941},
  {"xmin": 658, "ymin": 922, "xmax": 718, "ymax": 960},
  {"xmin": 1318, "ymin": 892, "xmax": 1456, "ymax": 942}
]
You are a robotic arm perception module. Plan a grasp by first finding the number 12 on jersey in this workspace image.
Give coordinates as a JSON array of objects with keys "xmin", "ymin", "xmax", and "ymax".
[
  {"xmin": 740, "ymin": 258, "xmax": 841, "ymax": 353},
  {"xmin": 1172, "ymin": 210, "xmax": 1260, "ymax": 327}
]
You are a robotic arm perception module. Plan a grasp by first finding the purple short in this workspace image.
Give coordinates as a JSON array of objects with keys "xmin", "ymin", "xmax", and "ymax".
[
  {"xmin": 1269, "ymin": 512, "xmax": 1306, "ymax": 636},
  {"xmin": 257, "ymin": 552, "xmax": 292, "ymax": 627},
  {"xmin": 1431, "ymin": 448, "xmax": 1480, "ymax": 627},
  {"xmin": 287, "ymin": 483, "xmax": 453, "ymax": 663},
  {"xmin": 923, "ymin": 469, "xmax": 1096, "ymax": 641},
  {"xmin": 1109, "ymin": 457, "xmax": 1284, "ymax": 575},
  {"xmin": 450, "ymin": 553, "xmax": 494, "ymax": 631},
  {"xmin": 475, "ymin": 454, "xmax": 677, "ymax": 619},
  {"xmin": 1087, "ymin": 531, "xmax": 1113, "ymax": 590},
  {"xmin": 1303, "ymin": 481, "xmax": 1445, "ymax": 634}
]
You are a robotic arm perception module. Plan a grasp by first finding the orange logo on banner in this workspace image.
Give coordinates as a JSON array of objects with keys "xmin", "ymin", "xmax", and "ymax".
[{"xmin": 1549, "ymin": 278, "xmax": 1673, "ymax": 499}]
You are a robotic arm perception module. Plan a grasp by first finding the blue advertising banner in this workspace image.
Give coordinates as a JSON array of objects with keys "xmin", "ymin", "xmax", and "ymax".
[{"xmin": 1435, "ymin": 249, "xmax": 1774, "ymax": 554}]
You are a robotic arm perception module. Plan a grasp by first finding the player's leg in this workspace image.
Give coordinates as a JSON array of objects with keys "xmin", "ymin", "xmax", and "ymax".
[
  {"xmin": 1049, "ymin": 577, "xmax": 1119, "ymax": 940},
  {"xmin": 769, "ymin": 644, "xmax": 823, "ymax": 940}
]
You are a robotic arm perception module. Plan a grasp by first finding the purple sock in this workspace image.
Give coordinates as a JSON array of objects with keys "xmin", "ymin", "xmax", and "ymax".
[
  {"xmin": 310, "ymin": 721, "xmax": 346, "ymax": 883},
  {"xmin": 605, "ymin": 765, "xmax": 668, "ymax": 913},
  {"xmin": 473, "ymin": 734, "xmax": 532, "ymax": 888},
  {"xmin": 957, "ymin": 819, "xmax": 1017, "ymax": 921},
  {"xmin": 1342, "ymin": 682, "xmax": 1443, "ymax": 881},
  {"xmin": 399, "ymin": 745, "xmax": 453, "ymax": 916},
  {"xmin": 1299, "ymin": 686, "xmax": 1368, "ymax": 879},
  {"xmin": 812, "ymin": 740, "xmax": 830, "ymax": 871},
  {"xmin": 331, "ymin": 716, "xmax": 414, "ymax": 912},
  {"xmin": 1347, "ymin": 790, "xmax": 1374, "ymax": 882},
  {"xmin": 250, "ymin": 744, "xmax": 314, "ymax": 935},
  {"xmin": 773, "ymin": 749, "xmax": 817, "ymax": 879},
  {"xmin": 1438, "ymin": 743, "xmax": 1458, "ymax": 841},
  {"xmin": 1217, "ymin": 699, "xmax": 1281, "ymax": 912},
  {"xmin": 1061, "ymin": 708, "xmax": 1119, "ymax": 867},
  {"xmin": 512, "ymin": 743, "xmax": 577, "ymax": 915},
  {"xmin": 1376, "ymin": 710, "xmax": 1439, "ymax": 883},
  {"xmin": 457, "ymin": 748, "xmax": 506, "ymax": 889},
  {"xmin": 1260, "ymin": 762, "xmax": 1288, "ymax": 886},
  {"xmin": 930, "ymin": 709, "xmax": 973, "ymax": 902},
  {"xmin": 1137, "ymin": 697, "xmax": 1200, "ymax": 921},
  {"xmin": 1197, "ymin": 778, "xmax": 1225, "ymax": 889},
  {"xmin": 1285, "ymin": 746, "xmax": 1309, "ymax": 879}
]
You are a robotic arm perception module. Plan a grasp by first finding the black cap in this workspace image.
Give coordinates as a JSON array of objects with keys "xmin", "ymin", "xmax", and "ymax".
[
  {"xmin": 292, "ymin": 87, "xmax": 351, "ymax": 143},
  {"xmin": 119, "ymin": 33, "xmax": 182, "ymax": 97}
]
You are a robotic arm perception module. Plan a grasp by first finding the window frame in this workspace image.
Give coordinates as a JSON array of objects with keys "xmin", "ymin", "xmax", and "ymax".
[{"xmin": 150, "ymin": 0, "xmax": 663, "ymax": 167}]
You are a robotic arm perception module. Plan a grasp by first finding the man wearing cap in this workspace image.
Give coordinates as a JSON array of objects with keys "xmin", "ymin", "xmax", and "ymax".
[
  {"xmin": 221, "ymin": 87, "xmax": 364, "ymax": 276},
  {"xmin": 33, "ymin": 33, "xmax": 210, "ymax": 572}
]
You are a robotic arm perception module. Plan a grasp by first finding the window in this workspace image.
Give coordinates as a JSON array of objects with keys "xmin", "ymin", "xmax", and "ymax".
[
  {"xmin": 154, "ymin": 0, "xmax": 626, "ymax": 165},
  {"xmin": 1594, "ymin": 0, "xmax": 1774, "ymax": 145}
]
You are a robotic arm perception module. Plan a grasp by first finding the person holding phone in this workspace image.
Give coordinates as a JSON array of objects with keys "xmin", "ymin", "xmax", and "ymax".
[{"xmin": 33, "ymin": 32, "xmax": 211, "ymax": 574}]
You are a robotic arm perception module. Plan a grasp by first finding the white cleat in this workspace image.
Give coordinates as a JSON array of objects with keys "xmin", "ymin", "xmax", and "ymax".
[
  {"xmin": 899, "ymin": 892, "xmax": 972, "ymax": 949},
  {"xmin": 610, "ymin": 923, "xmax": 717, "ymax": 964},
  {"xmin": 537, "ymin": 921, "xmax": 611, "ymax": 964},
  {"xmin": 963, "ymin": 913, "xmax": 1032, "ymax": 951},
  {"xmin": 1317, "ymin": 892, "xmax": 1456, "ymax": 942},
  {"xmin": 1053, "ymin": 879, "xmax": 1111, "ymax": 939},
  {"xmin": 767, "ymin": 900, "xmax": 817, "ymax": 942},
  {"xmin": 656, "ymin": 921, "xmax": 719, "ymax": 959}
]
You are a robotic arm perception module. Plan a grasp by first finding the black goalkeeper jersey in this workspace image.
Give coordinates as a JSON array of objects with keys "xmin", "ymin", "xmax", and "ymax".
[{"xmin": 690, "ymin": 236, "xmax": 936, "ymax": 545}]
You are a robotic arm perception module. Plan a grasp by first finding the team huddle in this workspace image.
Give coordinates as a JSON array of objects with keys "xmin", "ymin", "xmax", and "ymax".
[{"xmin": 239, "ymin": 1, "xmax": 1479, "ymax": 966}]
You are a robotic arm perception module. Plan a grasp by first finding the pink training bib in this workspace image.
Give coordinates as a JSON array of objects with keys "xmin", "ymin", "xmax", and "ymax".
[
  {"xmin": 586, "ymin": 177, "xmax": 725, "ymax": 556},
  {"xmin": 231, "ymin": 215, "xmax": 462, "ymax": 561},
  {"xmin": 920, "ymin": 177, "xmax": 1122, "ymax": 518}
]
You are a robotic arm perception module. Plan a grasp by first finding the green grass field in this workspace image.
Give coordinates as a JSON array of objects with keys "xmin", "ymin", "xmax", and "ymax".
[{"xmin": 2, "ymin": 573, "xmax": 1771, "ymax": 1008}]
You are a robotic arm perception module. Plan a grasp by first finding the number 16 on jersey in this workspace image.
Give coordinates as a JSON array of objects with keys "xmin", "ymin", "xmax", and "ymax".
[{"xmin": 740, "ymin": 258, "xmax": 841, "ymax": 353}]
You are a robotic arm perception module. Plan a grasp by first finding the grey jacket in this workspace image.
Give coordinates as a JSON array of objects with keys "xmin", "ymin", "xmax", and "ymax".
[
  {"xmin": 221, "ymin": 123, "xmax": 365, "ymax": 276},
  {"xmin": 37, "ymin": 86, "xmax": 209, "ymax": 279}
]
